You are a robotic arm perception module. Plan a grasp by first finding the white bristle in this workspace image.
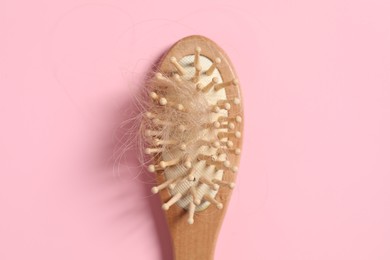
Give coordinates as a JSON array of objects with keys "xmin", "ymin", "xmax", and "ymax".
[
  {"xmin": 196, "ymin": 83, "xmax": 203, "ymax": 91},
  {"xmin": 150, "ymin": 91, "xmax": 159, "ymax": 100},
  {"xmin": 188, "ymin": 202, "xmax": 196, "ymax": 224},
  {"xmin": 173, "ymin": 74, "xmax": 182, "ymax": 82},
  {"xmin": 151, "ymin": 178, "xmax": 175, "ymax": 194},
  {"xmin": 217, "ymin": 115, "xmax": 242, "ymax": 124},
  {"xmin": 147, "ymin": 165, "xmax": 156, "ymax": 173},
  {"xmin": 145, "ymin": 111, "xmax": 156, "ymax": 119},
  {"xmin": 200, "ymin": 177, "xmax": 219, "ymax": 190},
  {"xmin": 162, "ymin": 193, "xmax": 182, "ymax": 210},
  {"xmin": 159, "ymin": 98, "xmax": 168, "ymax": 105},
  {"xmin": 214, "ymin": 79, "xmax": 239, "ymax": 91},
  {"xmin": 203, "ymin": 121, "xmax": 220, "ymax": 129},
  {"xmin": 212, "ymin": 141, "xmax": 221, "ymax": 148},
  {"xmin": 147, "ymin": 164, "xmax": 162, "ymax": 173},
  {"xmin": 194, "ymin": 47, "xmax": 201, "ymax": 68},
  {"xmin": 195, "ymin": 199, "xmax": 201, "ymax": 205},
  {"xmin": 213, "ymin": 103, "xmax": 231, "ymax": 112},
  {"xmin": 206, "ymin": 57, "xmax": 221, "ymax": 76},
  {"xmin": 202, "ymin": 77, "xmax": 219, "ymax": 93},
  {"xmin": 204, "ymin": 194, "xmax": 223, "ymax": 209},
  {"xmin": 217, "ymin": 98, "xmax": 240, "ymax": 107},
  {"xmin": 170, "ymin": 57, "xmax": 186, "ymax": 76},
  {"xmin": 224, "ymin": 160, "xmax": 231, "ymax": 167},
  {"xmin": 212, "ymin": 179, "xmax": 235, "ymax": 189},
  {"xmin": 160, "ymin": 157, "xmax": 181, "ymax": 169},
  {"xmin": 190, "ymin": 185, "xmax": 196, "ymax": 197},
  {"xmin": 153, "ymin": 138, "xmax": 179, "ymax": 146},
  {"xmin": 192, "ymin": 64, "xmax": 202, "ymax": 83},
  {"xmin": 219, "ymin": 139, "xmax": 234, "ymax": 148},
  {"xmin": 218, "ymin": 131, "xmax": 241, "ymax": 139},
  {"xmin": 151, "ymin": 187, "xmax": 159, "ymax": 194},
  {"xmin": 184, "ymin": 159, "xmax": 192, "ymax": 169},
  {"xmin": 155, "ymin": 73, "xmax": 173, "ymax": 86},
  {"xmin": 187, "ymin": 168, "xmax": 196, "ymax": 181},
  {"xmin": 190, "ymin": 186, "xmax": 201, "ymax": 205},
  {"xmin": 228, "ymin": 123, "xmax": 235, "ymax": 129},
  {"xmin": 144, "ymin": 147, "xmax": 164, "ymax": 154},
  {"xmin": 156, "ymin": 95, "xmax": 185, "ymax": 111}
]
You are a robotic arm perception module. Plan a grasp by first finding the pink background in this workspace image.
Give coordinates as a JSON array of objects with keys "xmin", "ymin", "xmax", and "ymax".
[{"xmin": 1, "ymin": 0, "xmax": 390, "ymax": 259}]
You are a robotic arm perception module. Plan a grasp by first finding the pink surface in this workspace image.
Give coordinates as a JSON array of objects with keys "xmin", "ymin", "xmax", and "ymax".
[{"xmin": 1, "ymin": 0, "xmax": 390, "ymax": 259}]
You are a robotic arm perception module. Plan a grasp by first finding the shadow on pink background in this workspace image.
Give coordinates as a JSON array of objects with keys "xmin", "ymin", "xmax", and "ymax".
[{"xmin": 1, "ymin": 0, "xmax": 390, "ymax": 259}]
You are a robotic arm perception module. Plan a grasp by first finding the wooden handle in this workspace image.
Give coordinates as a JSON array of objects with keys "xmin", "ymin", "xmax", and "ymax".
[
  {"xmin": 162, "ymin": 198, "xmax": 231, "ymax": 260},
  {"xmin": 172, "ymin": 222, "xmax": 216, "ymax": 260}
]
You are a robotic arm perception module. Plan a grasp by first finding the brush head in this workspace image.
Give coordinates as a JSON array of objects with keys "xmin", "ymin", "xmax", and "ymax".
[{"xmin": 142, "ymin": 36, "xmax": 243, "ymax": 225}]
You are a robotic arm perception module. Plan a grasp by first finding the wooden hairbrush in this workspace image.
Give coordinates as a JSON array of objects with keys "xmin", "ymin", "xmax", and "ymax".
[{"xmin": 142, "ymin": 35, "xmax": 243, "ymax": 260}]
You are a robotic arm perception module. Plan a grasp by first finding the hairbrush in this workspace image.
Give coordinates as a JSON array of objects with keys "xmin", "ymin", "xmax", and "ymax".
[{"xmin": 142, "ymin": 35, "xmax": 243, "ymax": 260}]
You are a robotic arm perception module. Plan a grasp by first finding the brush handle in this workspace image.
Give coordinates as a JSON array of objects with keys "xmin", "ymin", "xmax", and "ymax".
[
  {"xmin": 166, "ymin": 204, "xmax": 223, "ymax": 260},
  {"xmin": 158, "ymin": 168, "xmax": 234, "ymax": 260}
]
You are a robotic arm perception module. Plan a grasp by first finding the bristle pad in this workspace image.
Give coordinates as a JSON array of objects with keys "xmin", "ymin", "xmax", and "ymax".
[{"xmin": 145, "ymin": 48, "xmax": 241, "ymax": 223}]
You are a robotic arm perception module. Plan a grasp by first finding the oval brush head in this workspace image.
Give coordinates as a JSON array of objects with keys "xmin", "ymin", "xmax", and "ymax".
[{"xmin": 142, "ymin": 35, "xmax": 243, "ymax": 260}]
